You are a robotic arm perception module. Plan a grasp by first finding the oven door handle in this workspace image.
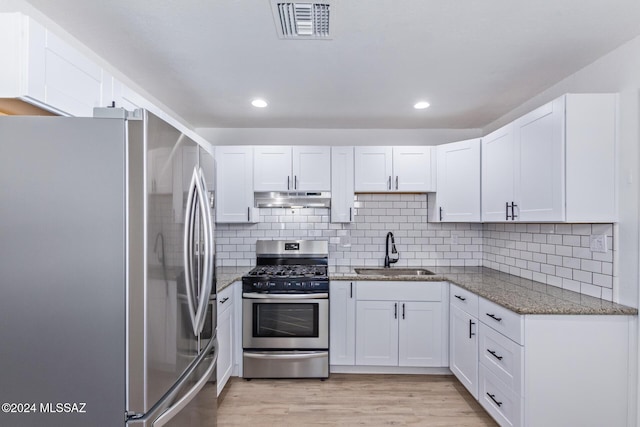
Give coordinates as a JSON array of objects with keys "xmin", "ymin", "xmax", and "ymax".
[
  {"xmin": 243, "ymin": 351, "xmax": 327, "ymax": 360},
  {"xmin": 242, "ymin": 292, "xmax": 329, "ymax": 299}
]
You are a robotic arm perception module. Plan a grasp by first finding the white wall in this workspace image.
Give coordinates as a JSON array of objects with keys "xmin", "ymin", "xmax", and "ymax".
[
  {"xmin": 484, "ymin": 35, "xmax": 640, "ymax": 309},
  {"xmin": 195, "ymin": 127, "xmax": 481, "ymax": 146}
]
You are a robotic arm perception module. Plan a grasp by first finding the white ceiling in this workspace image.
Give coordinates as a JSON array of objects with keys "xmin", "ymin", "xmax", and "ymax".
[{"xmin": 21, "ymin": 0, "xmax": 640, "ymax": 129}]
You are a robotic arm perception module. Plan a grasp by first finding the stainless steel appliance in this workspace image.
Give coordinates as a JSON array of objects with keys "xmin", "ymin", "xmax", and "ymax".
[
  {"xmin": 0, "ymin": 109, "xmax": 217, "ymax": 427},
  {"xmin": 242, "ymin": 240, "xmax": 329, "ymax": 379}
]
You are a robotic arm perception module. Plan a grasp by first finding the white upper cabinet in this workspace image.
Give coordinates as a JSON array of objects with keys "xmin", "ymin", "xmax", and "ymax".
[
  {"xmin": 430, "ymin": 138, "xmax": 481, "ymax": 222},
  {"xmin": 215, "ymin": 146, "xmax": 257, "ymax": 223},
  {"xmin": 392, "ymin": 146, "xmax": 435, "ymax": 192},
  {"xmin": 331, "ymin": 147, "xmax": 355, "ymax": 223},
  {"xmin": 354, "ymin": 146, "xmax": 435, "ymax": 192},
  {"xmin": 0, "ymin": 13, "xmax": 111, "ymax": 117},
  {"xmin": 354, "ymin": 147, "xmax": 393, "ymax": 191},
  {"xmin": 481, "ymin": 124, "xmax": 516, "ymax": 222},
  {"xmin": 482, "ymin": 93, "xmax": 616, "ymax": 223},
  {"xmin": 292, "ymin": 146, "xmax": 331, "ymax": 191},
  {"xmin": 254, "ymin": 146, "xmax": 330, "ymax": 192},
  {"xmin": 254, "ymin": 146, "xmax": 292, "ymax": 191},
  {"xmin": 514, "ymin": 98, "xmax": 565, "ymax": 221}
]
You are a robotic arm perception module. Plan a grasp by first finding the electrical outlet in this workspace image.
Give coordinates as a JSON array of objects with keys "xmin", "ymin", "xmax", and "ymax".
[{"xmin": 590, "ymin": 234, "xmax": 608, "ymax": 253}]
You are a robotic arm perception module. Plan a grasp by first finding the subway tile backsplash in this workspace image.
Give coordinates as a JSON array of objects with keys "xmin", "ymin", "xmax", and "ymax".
[
  {"xmin": 215, "ymin": 193, "xmax": 615, "ymax": 301},
  {"xmin": 483, "ymin": 223, "xmax": 614, "ymax": 301}
]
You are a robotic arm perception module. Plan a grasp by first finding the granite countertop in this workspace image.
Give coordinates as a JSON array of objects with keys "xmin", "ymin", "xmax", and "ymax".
[
  {"xmin": 216, "ymin": 267, "xmax": 251, "ymax": 292},
  {"xmin": 331, "ymin": 266, "xmax": 637, "ymax": 316}
]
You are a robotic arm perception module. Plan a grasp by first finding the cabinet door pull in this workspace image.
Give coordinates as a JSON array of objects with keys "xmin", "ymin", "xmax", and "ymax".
[
  {"xmin": 487, "ymin": 349, "xmax": 503, "ymax": 361},
  {"xmin": 505, "ymin": 202, "xmax": 511, "ymax": 220},
  {"xmin": 394, "ymin": 302, "xmax": 397, "ymax": 319},
  {"xmin": 287, "ymin": 176, "xmax": 290, "ymax": 190},
  {"xmin": 388, "ymin": 176, "xmax": 392, "ymax": 190},
  {"xmin": 469, "ymin": 319, "xmax": 475, "ymax": 339},
  {"xmin": 219, "ymin": 297, "xmax": 229, "ymax": 304},
  {"xmin": 511, "ymin": 202, "xmax": 518, "ymax": 220},
  {"xmin": 350, "ymin": 207, "xmax": 353, "ymax": 222},
  {"xmin": 486, "ymin": 313, "xmax": 503, "ymax": 322},
  {"xmin": 294, "ymin": 175, "xmax": 298, "ymax": 189},
  {"xmin": 247, "ymin": 206, "xmax": 250, "ymax": 221},
  {"xmin": 395, "ymin": 176, "xmax": 399, "ymax": 190},
  {"xmin": 350, "ymin": 282, "xmax": 353, "ymax": 299},
  {"xmin": 454, "ymin": 294, "xmax": 466, "ymax": 302},
  {"xmin": 486, "ymin": 393, "xmax": 503, "ymax": 407},
  {"xmin": 439, "ymin": 207, "xmax": 443, "ymax": 221},
  {"xmin": 402, "ymin": 303, "xmax": 405, "ymax": 319}
]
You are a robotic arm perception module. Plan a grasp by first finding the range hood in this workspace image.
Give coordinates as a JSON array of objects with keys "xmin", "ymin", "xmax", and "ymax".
[{"xmin": 255, "ymin": 191, "xmax": 331, "ymax": 208}]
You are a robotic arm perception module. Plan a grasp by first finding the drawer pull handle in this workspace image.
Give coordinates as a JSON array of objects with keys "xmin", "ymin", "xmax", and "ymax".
[
  {"xmin": 469, "ymin": 320, "xmax": 475, "ymax": 339},
  {"xmin": 487, "ymin": 349, "xmax": 503, "ymax": 361},
  {"xmin": 220, "ymin": 297, "xmax": 229, "ymax": 304},
  {"xmin": 454, "ymin": 295, "xmax": 466, "ymax": 301},
  {"xmin": 486, "ymin": 393, "xmax": 503, "ymax": 407},
  {"xmin": 486, "ymin": 313, "xmax": 503, "ymax": 322}
]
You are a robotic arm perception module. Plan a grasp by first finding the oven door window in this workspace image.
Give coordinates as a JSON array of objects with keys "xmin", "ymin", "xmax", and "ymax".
[{"xmin": 253, "ymin": 303, "xmax": 319, "ymax": 338}]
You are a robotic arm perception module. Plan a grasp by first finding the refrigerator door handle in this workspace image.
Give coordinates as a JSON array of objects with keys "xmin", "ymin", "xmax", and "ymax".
[
  {"xmin": 183, "ymin": 168, "xmax": 199, "ymax": 336},
  {"xmin": 193, "ymin": 167, "xmax": 214, "ymax": 335},
  {"xmin": 152, "ymin": 338, "xmax": 218, "ymax": 427}
]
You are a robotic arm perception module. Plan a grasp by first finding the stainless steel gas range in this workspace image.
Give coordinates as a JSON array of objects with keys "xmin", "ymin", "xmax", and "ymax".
[{"xmin": 242, "ymin": 240, "xmax": 329, "ymax": 379}]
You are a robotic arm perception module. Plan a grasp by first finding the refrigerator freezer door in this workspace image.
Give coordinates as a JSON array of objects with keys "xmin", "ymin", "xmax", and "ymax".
[
  {"xmin": 129, "ymin": 111, "xmax": 216, "ymax": 424},
  {"xmin": 0, "ymin": 117, "xmax": 127, "ymax": 427}
]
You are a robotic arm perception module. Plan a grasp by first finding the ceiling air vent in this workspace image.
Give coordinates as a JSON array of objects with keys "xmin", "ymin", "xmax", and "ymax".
[{"xmin": 271, "ymin": 1, "xmax": 332, "ymax": 39}]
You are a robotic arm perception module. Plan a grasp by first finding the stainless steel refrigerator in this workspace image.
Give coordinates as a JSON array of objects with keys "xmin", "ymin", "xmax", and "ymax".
[{"xmin": 0, "ymin": 108, "xmax": 217, "ymax": 426}]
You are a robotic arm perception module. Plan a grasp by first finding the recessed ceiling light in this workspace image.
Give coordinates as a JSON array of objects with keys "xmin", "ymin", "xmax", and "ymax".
[
  {"xmin": 251, "ymin": 99, "xmax": 268, "ymax": 108},
  {"xmin": 414, "ymin": 101, "xmax": 430, "ymax": 110}
]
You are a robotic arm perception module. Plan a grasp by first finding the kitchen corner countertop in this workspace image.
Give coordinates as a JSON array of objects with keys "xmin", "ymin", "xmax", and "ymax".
[
  {"xmin": 330, "ymin": 267, "xmax": 638, "ymax": 316},
  {"xmin": 216, "ymin": 267, "xmax": 251, "ymax": 293}
]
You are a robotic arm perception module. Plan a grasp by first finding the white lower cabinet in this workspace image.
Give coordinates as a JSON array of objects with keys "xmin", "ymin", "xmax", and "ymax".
[
  {"xmin": 216, "ymin": 284, "xmax": 235, "ymax": 396},
  {"xmin": 353, "ymin": 281, "xmax": 448, "ymax": 368},
  {"xmin": 447, "ymin": 286, "xmax": 633, "ymax": 427},
  {"xmin": 449, "ymin": 304, "xmax": 478, "ymax": 398},
  {"xmin": 329, "ymin": 281, "xmax": 356, "ymax": 365}
]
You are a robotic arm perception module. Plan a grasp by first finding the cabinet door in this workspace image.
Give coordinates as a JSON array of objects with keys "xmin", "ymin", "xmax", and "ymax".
[
  {"xmin": 398, "ymin": 301, "xmax": 443, "ymax": 367},
  {"xmin": 216, "ymin": 288, "xmax": 234, "ymax": 396},
  {"xmin": 329, "ymin": 282, "xmax": 356, "ymax": 365},
  {"xmin": 330, "ymin": 146, "xmax": 354, "ymax": 223},
  {"xmin": 254, "ymin": 146, "xmax": 292, "ymax": 191},
  {"xmin": 30, "ymin": 29, "xmax": 107, "ymax": 116},
  {"xmin": 436, "ymin": 139, "xmax": 481, "ymax": 222},
  {"xmin": 215, "ymin": 146, "xmax": 255, "ymax": 223},
  {"xmin": 354, "ymin": 146, "xmax": 393, "ymax": 192},
  {"xmin": 450, "ymin": 304, "xmax": 478, "ymax": 398},
  {"xmin": 355, "ymin": 301, "xmax": 398, "ymax": 366},
  {"xmin": 393, "ymin": 146, "xmax": 434, "ymax": 192},
  {"xmin": 481, "ymin": 123, "xmax": 515, "ymax": 221},
  {"xmin": 292, "ymin": 146, "xmax": 331, "ymax": 191},
  {"xmin": 514, "ymin": 98, "xmax": 565, "ymax": 222}
]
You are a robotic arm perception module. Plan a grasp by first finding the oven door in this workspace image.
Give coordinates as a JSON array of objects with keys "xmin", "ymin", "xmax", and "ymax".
[{"xmin": 242, "ymin": 293, "xmax": 329, "ymax": 350}]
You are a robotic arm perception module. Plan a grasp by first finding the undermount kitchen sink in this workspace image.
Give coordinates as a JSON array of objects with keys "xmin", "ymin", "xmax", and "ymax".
[{"xmin": 354, "ymin": 268, "xmax": 435, "ymax": 276}]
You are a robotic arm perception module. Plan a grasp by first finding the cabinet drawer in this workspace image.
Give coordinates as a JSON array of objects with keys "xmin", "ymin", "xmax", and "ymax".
[
  {"xmin": 479, "ymin": 365, "xmax": 522, "ymax": 427},
  {"xmin": 217, "ymin": 285, "xmax": 235, "ymax": 316},
  {"xmin": 479, "ymin": 323, "xmax": 523, "ymax": 396},
  {"xmin": 356, "ymin": 281, "xmax": 443, "ymax": 301},
  {"xmin": 449, "ymin": 283, "xmax": 478, "ymax": 317},
  {"xmin": 479, "ymin": 298, "xmax": 524, "ymax": 345}
]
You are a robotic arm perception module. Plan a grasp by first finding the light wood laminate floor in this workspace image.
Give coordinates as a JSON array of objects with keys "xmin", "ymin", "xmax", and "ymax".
[{"xmin": 217, "ymin": 374, "xmax": 497, "ymax": 426}]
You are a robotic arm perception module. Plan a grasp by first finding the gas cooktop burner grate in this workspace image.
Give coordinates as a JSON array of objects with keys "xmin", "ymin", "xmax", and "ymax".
[{"xmin": 247, "ymin": 265, "xmax": 327, "ymax": 278}]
